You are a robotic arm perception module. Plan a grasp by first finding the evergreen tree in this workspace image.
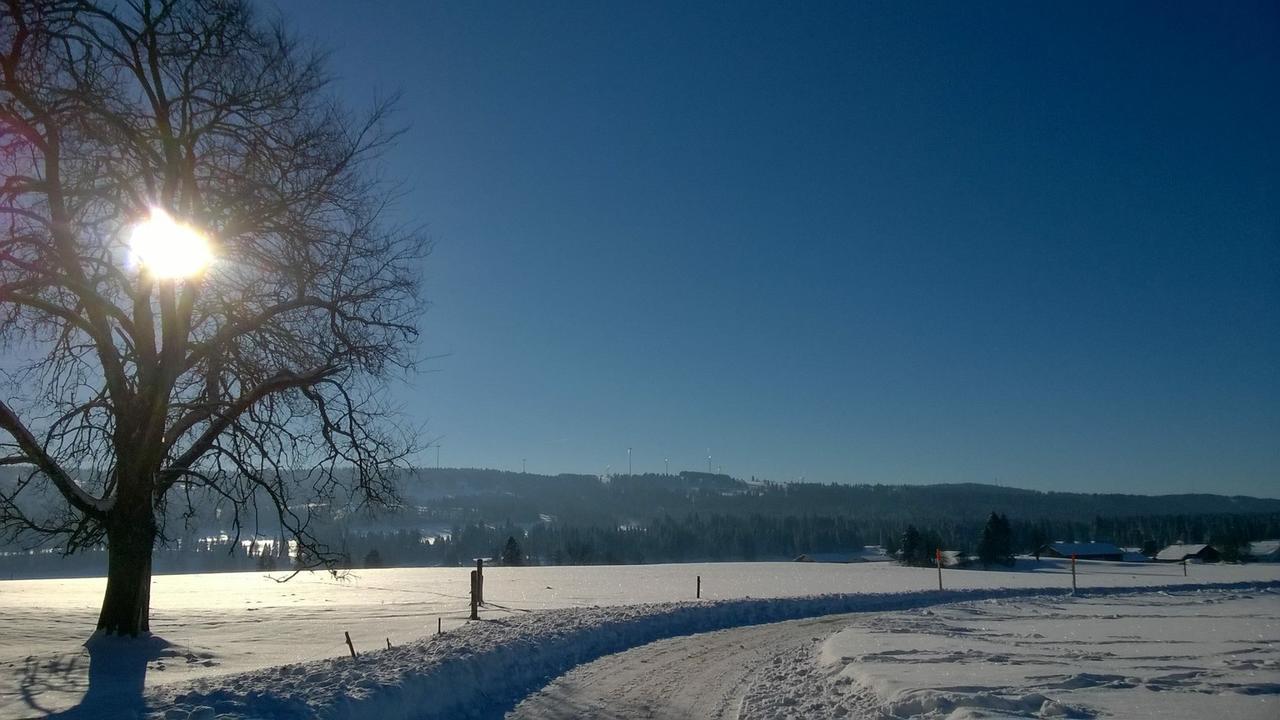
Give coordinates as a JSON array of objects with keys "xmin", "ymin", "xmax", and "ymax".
[
  {"xmin": 501, "ymin": 536, "xmax": 524, "ymax": 566},
  {"xmin": 919, "ymin": 528, "xmax": 945, "ymax": 567},
  {"xmin": 977, "ymin": 512, "xmax": 1014, "ymax": 567},
  {"xmin": 1211, "ymin": 524, "xmax": 1250, "ymax": 563},
  {"xmin": 899, "ymin": 525, "xmax": 922, "ymax": 566},
  {"xmin": 1028, "ymin": 525, "xmax": 1049, "ymax": 556}
]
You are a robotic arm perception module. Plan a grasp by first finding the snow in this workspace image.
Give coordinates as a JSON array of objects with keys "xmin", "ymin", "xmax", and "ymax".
[
  {"xmin": 2, "ymin": 559, "xmax": 1277, "ymax": 718},
  {"xmin": 1249, "ymin": 540, "xmax": 1280, "ymax": 560},
  {"xmin": 508, "ymin": 608, "xmax": 871, "ymax": 719},
  {"xmin": 770, "ymin": 588, "xmax": 1280, "ymax": 719},
  {"xmin": 1157, "ymin": 543, "xmax": 1214, "ymax": 561},
  {"xmin": 793, "ymin": 546, "xmax": 889, "ymax": 563},
  {"xmin": 1039, "ymin": 541, "xmax": 1123, "ymax": 558},
  {"xmin": 508, "ymin": 588, "xmax": 1280, "ymax": 720}
]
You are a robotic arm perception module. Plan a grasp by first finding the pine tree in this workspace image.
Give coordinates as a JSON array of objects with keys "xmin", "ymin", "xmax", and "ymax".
[
  {"xmin": 899, "ymin": 525, "xmax": 923, "ymax": 566},
  {"xmin": 977, "ymin": 512, "xmax": 1014, "ymax": 567},
  {"xmin": 501, "ymin": 536, "xmax": 524, "ymax": 566}
]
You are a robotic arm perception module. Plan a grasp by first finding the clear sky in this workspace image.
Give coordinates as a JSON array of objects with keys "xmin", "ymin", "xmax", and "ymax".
[{"xmin": 268, "ymin": 1, "xmax": 1279, "ymax": 496}]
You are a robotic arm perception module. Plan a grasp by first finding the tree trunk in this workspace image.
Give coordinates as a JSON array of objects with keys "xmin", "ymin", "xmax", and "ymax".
[{"xmin": 96, "ymin": 510, "xmax": 156, "ymax": 636}]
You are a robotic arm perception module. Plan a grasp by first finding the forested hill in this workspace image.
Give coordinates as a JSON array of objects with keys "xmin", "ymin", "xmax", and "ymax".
[
  {"xmin": 3, "ymin": 466, "xmax": 1278, "ymax": 576},
  {"xmin": 397, "ymin": 468, "xmax": 1279, "ymax": 527},
  {"xmin": 3, "ymin": 466, "xmax": 1275, "ymax": 531}
]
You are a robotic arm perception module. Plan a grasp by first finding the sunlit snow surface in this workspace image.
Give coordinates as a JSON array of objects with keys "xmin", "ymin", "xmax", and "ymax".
[
  {"xmin": 743, "ymin": 590, "xmax": 1280, "ymax": 719},
  {"xmin": 1, "ymin": 559, "xmax": 1277, "ymax": 718}
]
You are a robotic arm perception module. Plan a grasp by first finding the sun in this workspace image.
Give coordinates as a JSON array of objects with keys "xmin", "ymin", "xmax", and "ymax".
[{"xmin": 129, "ymin": 207, "xmax": 214, "ymax": 280}]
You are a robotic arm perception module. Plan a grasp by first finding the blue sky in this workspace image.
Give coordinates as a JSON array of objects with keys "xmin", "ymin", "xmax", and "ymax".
[{"xmin": 270, "ymin": 1, "xmax": 1279, "ymax": 496}]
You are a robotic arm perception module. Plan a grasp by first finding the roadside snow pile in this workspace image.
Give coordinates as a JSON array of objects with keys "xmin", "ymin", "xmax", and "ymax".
[
  {"xmin": 741, "ymin": 586, "xmax": 1280, "ymax": 720},
  {"xmin": 149, "ymin": 580, "xmax": 1280, "ymax": 720}
]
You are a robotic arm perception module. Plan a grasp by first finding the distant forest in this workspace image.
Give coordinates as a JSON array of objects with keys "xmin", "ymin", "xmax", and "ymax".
[{"xmin": 3, "ymin": 467, "xmax": 1279, "ymax": 578}]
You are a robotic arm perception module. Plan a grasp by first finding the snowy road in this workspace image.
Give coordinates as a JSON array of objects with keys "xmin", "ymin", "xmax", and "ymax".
[
  {"xmin": 509, "ymin": 588, "xmax": 1280, "ymax": 720},
  {"xmin": 507, "ymin": 614, "xmax": 869, "ymax": 720}
]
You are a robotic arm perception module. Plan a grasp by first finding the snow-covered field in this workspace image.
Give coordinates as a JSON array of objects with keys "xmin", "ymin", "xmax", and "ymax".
[
  {"xmin": 1, "ymin": 559, "xmax": 1277, "ymax": 718},
  {"xmin": 741, "ymin": 589, "xmax": 1280, "ymax": 719}
]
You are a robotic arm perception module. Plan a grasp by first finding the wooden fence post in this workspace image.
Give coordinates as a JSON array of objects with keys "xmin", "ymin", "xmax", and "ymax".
[
  {"xmin": 344, "ymin": 631, "xmax": 357, "ymax": 658},
  {"xmin": 935, "ymin": 549, "xmax": 943, "ymax": 591},
  {"xmin": 476, "ymin": 557, "xmax": 485, "ymax": 605},
  {"xmin": 470, "ymin": 569, "xmax": 479, "ymax": 620},
  {"xmin": 1071, "ymin": 553, "xmax": 1077, "ymax": 592},
  {"xmin": 438, "ymin": 617, "xmax": 442, "ymax": 635},
  {"xmin": 696, "ymin": 575, "xmax": 701, "ymax": 599}
]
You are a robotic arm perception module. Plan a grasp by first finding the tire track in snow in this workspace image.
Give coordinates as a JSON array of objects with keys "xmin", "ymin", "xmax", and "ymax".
[{"xmin": 507, "ymin": 615, "xmax": 853, "ymax": 720}]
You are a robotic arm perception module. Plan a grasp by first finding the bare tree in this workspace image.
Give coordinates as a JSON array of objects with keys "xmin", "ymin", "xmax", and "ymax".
[{"xmin": 0, "ymin": 0, "xmax": 425, "ymax": 636}]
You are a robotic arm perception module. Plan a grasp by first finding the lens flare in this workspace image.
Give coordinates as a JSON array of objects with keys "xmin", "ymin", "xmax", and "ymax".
[{"xmin": 129, "ymin": 208, "xmax": 213, "ymax": 279}]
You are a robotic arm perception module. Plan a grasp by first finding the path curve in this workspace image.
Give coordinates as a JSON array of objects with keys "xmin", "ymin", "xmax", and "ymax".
[{"xmin": 506, "ymin": 613, "xmax": 873, "ymax": 720}]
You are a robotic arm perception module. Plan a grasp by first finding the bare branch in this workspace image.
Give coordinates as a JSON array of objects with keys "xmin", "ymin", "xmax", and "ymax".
[
  {"xmin": 0, "ymin": 0, "xmax": 426, "ymax": 599},
  {"xmin": 0, "ymin": 399, "xmax": 108, "ymax": 516}
]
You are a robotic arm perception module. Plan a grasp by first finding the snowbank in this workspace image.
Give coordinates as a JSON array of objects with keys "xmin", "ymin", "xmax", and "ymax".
[{"xmin": 149, "ymin": 580, "xmax": 1280, "ymax": 720}]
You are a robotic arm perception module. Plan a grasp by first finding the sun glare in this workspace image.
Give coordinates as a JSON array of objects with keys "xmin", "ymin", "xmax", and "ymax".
[{"xmin": 129, "ymin": 207, "xmax": 214, "ymax": 280}]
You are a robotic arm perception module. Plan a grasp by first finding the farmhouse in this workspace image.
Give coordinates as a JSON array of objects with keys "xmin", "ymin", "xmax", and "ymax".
[
  {"xmin": 1036, "ymin": 542, "xmax": 1124, "ymax": 561},
  {"xmin": 1155, "ymin": 543, "xmax": 1221, "ymax": 563}
]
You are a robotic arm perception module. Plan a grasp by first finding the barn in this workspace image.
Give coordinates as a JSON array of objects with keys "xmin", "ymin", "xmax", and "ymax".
[
  {"xmin": 1155, "ymin": 543, "xmax": 1221, "ymax": 563},
  {"xmin": 1036, "ymin": 542, "xmax": 1124, "ymax": 561}
]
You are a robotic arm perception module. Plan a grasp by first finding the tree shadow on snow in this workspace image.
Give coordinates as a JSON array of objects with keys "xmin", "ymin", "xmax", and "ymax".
[{"xmin": 20, "ymin": 633, "xmax": 170, "ymax": 719}]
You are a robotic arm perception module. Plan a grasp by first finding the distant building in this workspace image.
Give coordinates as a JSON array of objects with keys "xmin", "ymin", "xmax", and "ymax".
[
  {"xmin": 1155, "ymin": 543, "xmax": 1221, "ymax": 563},
  {"xmin": 1036, "ymin": 542, "xmax": 1124, "ymax": 561},
  {"xmin": 1247, "ymin": 540, "xmax": 1280, "ymax": 562},
  {"xmin": 794, "ymin": 553, "xmax": 853, "ymax": 563},
  {"xmin": 794, "ymin": 546, "xmax": 890, "ymax": 564},
  {"xmin": 1119, "ymin": 548, "xmax": 1150, "ymax": 563}
]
